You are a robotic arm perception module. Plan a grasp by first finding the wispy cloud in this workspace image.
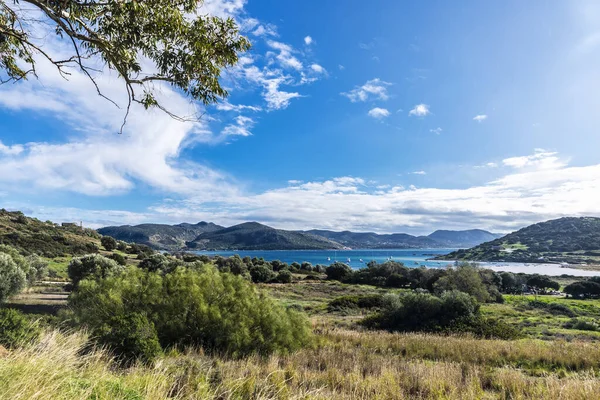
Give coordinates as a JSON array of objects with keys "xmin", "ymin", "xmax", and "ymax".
[
  {"xmin": 367, "ymin": 107, "xmax": 390, "ymax": 119},
  {"xmin": 341, "ymin": 78, "xmax": 392, "ymax": 102},
  {"xmin": 221, "ymin": 115, "xmax": 255, "ymax": 137},
  {"xmin": 410, "ymin": 170, "xmax": 427, "ymax": 175},
  {"xmin": 408, "ymin": 104, "xmax": 430, "ymax": 117},
  {"xmin": 473, "ymin": 114, "xmax": 488, "ymax": 122},
  {"xmin": 502, "ymin": 149, "xmax": 566, "ymax": 170},
  {"xmin": 304, "ymin": 36, "xmax": 313, "ymax": 45},
  {"xmin": 430, "ymin": 127, "xmax": 442, "ymax": 135}
]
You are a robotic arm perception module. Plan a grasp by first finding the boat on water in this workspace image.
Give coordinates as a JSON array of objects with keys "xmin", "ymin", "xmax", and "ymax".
[
  {"xmin": 359, "ymin": 258, "xmax": 364, "ymax": 263},
  {"xmin": 347, "ymin": 258, "xmax": 351, "ymax": 263},
  {"xmin": 327, "ymin": 257, "xmax": 331, "ymax": 261}
]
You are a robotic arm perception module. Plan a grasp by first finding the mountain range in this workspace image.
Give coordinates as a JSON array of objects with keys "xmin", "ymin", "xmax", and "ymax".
[{"xmin": 97, "ymin": 221, "xmax": 502, "ymax": 250}]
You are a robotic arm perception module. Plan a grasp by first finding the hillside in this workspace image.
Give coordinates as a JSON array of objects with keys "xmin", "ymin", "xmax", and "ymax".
[
  {"xmin": 187, "ymin": 222, "xmax": 345, "ymax": 250},
  {"xmin": 437, "ymin": 217, "xmax": 600, "ymax": 264},
  {"xmin": 0, "ymin": 209, "xmax": 99, "ymax": 257},
  {"xmin": 100, "ymin": 221, "xmax": 501, "ymax": 251},
  {"xmin": 98, "ymin": 221, "xmax": 223, "ymax": 249},
  {"xmin": 306, "ymin": 229, "xmax": 499, "ymax": 249},
  {"xmin": 306, "ymin": 230, "xmax": 440, "ymax": 249},
  {"xmin": 427, "ymin": 229, "xmax": 502, "ymax": 247}
]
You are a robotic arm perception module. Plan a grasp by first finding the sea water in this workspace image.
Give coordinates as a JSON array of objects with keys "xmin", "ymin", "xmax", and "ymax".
[{"xmin": 193, "ymin": 248, "xmax": 600, "ymax": 277}]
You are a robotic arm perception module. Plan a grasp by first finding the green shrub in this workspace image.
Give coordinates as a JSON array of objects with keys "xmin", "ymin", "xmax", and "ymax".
[
  {"xmin": 249, "ymin": 264, "xmax": 275, "ymax": 283},
  {"xmin": 328, "ymin": 294, "xmax": 384, "ymax": 312},
  {"xmin": 525, "ymin": 301, "xmax": 576, "ymax": 317},
  {"xmin": 363, "ymin": 290, "xmax": 479, "ymax": 332},
  {"xmin": 0, "ymin": 253, "xmax": 26, "ymax": 302},
  {"xmin": 138, "ymin": 254, "xmax": 180, "ymax": 273},
  {"xmin": 26, "ymin": 255, "xmax": 48, "ymax": 283},
  {"xmin": 565, "ymin": 319, "xmax": 599, "ymax": 331},
  {"xmin": 433, "ymin": 264, "xmax": 492, "ymax": 303},
  {"xmin": 325, "ymin": 262, "xmax": 353, "ymax": 281},
  {"xmin": 0, "ymin": 308, "xmax": 41, "ymax": 348},
  {"xmin": 94, "ymin": 312, "xmax": 162, "ymax": 365},
  {"xmin": 116, "ymin": 241, "xmax": 128, "ymax": 251},
  {"xmin": 67, "ymin": 254, "xmax": 123, "ymax": 287},
  {"xmin": 275, "ymin": 270, "xmax": 293, "ymax": 283},
  {"xmin": 100, "ymin": 236, "xmax": 118, "ymax": 251},
  {"xmin": 70, "ymin": 266, "xmax": 312, "ymax": 358},
  {"xmin": 109, "ymin": 253, "xmax": 127, "ymax": 266}
]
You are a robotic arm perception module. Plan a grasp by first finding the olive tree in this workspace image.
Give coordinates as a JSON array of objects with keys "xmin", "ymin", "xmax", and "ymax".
[
  {"xmin": 68, "ymin": 254, "xmax": 123, "ymax": 287},
  {"xmin": 0, "ymin": 253, "xmax": 26, "ymax": 302}
]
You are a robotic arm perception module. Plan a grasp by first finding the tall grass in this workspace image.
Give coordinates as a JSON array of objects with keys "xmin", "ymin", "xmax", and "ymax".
[{"xmin": 0, "ymin": 328, "xmax": 599, "ymax": 399}]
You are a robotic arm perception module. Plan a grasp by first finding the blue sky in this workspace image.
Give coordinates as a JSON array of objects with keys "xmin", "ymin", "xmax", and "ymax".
[{"xmin": 1, "ymin": 0, "xmax": 600, "ymax": 234}]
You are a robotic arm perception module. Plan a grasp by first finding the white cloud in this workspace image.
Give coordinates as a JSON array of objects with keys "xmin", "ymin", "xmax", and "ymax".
[
  {"xmin": 474, "ymin": 162, "xmax": 499, "ymax": 169},
  {"xmin": 252, "ymin": 24, "xmax": 278, "ymax": 37},
  {"xmin": 267, "ymin": 40, "xmax": 303, "ymax": 70},
  {"xmin": 338, "ymin": 65, "xmax": 345, "ymax": 70},
  {"xmin": 367, "ymin": 107, "xmax": 390, "ymax": 119},
  {"xmin": 216, "ymin": 101, "xmax": 262, "ymax": 112},
  {"xmin": 310, "ymin": 64, "xmax": 326, "ymax": 74},
  {"xmin": 0, "ymin": 142, "xmax": 24, "ymax": 155},
  {"xmin": 304, "ymin": 36, "xmax": 313, "ymax": 45},
  {"xmin": 410, "ymin": 171, "xmax": 427, "ymax": 175},
  {"xmin": 502, "ymin": 149, "xmax": 566, "ymax": 170},
  {"xmin": 221, "ymin": 115, "xmax": 255, "ymax": 137},
  {"xmin": 430, "ymin": 127, "xmax": 442, "ymax": 135},
  {"xmin": 408, "ymin": 104, "xmax": 430, "ymax": 117},
  {"xmin": 341, "ymin": 78, "xmax": 392, "ymax": 102},
  {"xmin": 473, "ymin": 114, "xmax": 488, "ymax": 122}
]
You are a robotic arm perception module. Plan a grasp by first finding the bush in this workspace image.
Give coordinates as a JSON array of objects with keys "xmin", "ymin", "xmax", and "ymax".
[
  {"xmin": 138, "ymin": 254, "xmax": 180, "ymax": 274},
  {"xmin": 100, "ymin": 236, "xmax": 118, "ymax": 251},
  {"xmin": 94, "ymin": 312, "xmax": 162, "ymax": 365},
  {"xmin": 109, "ymin": 253, "xmax": 127, "ymax": 266},
  {"xmin": 0, "ymin": 308, "xmax": 41, "ymax": 348},
  {"xmin": 328, "ymin": 295, "xmax": 384, "ymax": 312},
  {"xmin": 26, "ymin": 255, "xmax": 48, "ymax": 283},
  {"xmin": 325, "ymin": 262, "xmax": 353, "ymax": 281},
  {"xmin": 0, "ymin": 253, "xmax": 26, "ymax": 302},
  {"xmin": 249, "ymin": 264, "xmax": 275, "ymax": 283},
  {"xmin": 433, "ymin": 264, "xmax": 492, "ymax": 303},
  {"xmin": 67, "ymin": 254, "xmax": 123, "ymax": 287},
  {"xmin": 363, "ymin": 290, "xmax": 479, "ymax": 332},
  {"xmin": 527, "ymin": 275, "xmax": 560, "ymax": 293},
  {"xmin": 70, "ymin": 266, "xmax": 312, "ymax": 358},
  {"xmin": 564, "ymin": 281, "xmax": 600, "ymax": 298},
  {"xmin": 0, "ymin": 245, "xmax": 34, "ymax": 284},
  {"xmin": 524, "ymin": 301, "xmax": 576, "ymax": 317},
  {"xmin": 116, "ymin": 241, "xmax": 128, "ymax": 252},
  {"xmin": 275, "ymin": 270, "xmax": 293, "ymax": 283},
  {"xmin": 566, "ymin": 319, "xmax": 599, "ymax": 331}
]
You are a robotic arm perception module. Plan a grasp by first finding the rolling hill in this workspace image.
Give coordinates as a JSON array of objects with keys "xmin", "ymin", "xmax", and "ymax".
[
  {"xmin": 436, "ymin": 217, "xmax": 600, "ymax": 264},
  {"xmin": 187, "ymin": 222, "xmax": 345, "ymax": 250},
  {"xmin": 98, "ymin": 222, "xmax": 224, "ymax": 249},
  {"xmin": 0, "ymin": 209, "xmax": 99, "ymax": 257},
  {"xmin": 305, "ymin": 230, "xmax": 439, "ymax": 249},
  {"xmin": 427, "ymin": 229, "xmax": 502, "ymax": 247}
]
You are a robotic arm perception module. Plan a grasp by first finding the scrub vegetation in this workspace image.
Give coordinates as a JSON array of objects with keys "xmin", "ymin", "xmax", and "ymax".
[{"xmin": 1, "ymin": 210, "xmax": 600, "ymax": 399}]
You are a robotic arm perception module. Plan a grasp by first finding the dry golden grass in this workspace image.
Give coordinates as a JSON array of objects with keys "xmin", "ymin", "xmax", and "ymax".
[{"xmin": 1, "ymin": 327, "xmax": 599, "ymax": 399}]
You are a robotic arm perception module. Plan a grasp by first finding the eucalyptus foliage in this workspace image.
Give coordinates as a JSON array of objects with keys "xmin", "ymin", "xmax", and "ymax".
[{"xmin": 0, "ymin": 1, "xmax": 250, "ymax": 129}]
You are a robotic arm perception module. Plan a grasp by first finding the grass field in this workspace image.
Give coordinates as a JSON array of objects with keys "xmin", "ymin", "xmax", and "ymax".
[{"xmin": 3, "ymin": 279, "xmax": 600, "ymax": 399}]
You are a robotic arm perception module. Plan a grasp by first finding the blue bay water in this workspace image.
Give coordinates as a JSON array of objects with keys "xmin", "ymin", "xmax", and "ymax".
[
  {"xmin": 193, "ymin": 248, "xmax": 600, "ymax": 277},
  {"xmin": 194, "ymin": 248, "xmax": 453, "ymax": 268}
]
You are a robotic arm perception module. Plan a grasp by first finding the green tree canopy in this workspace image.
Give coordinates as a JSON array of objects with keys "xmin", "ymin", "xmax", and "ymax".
[{"xmin": 0, "ymin": 0, "xmax": 250, "ymax": 130}]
